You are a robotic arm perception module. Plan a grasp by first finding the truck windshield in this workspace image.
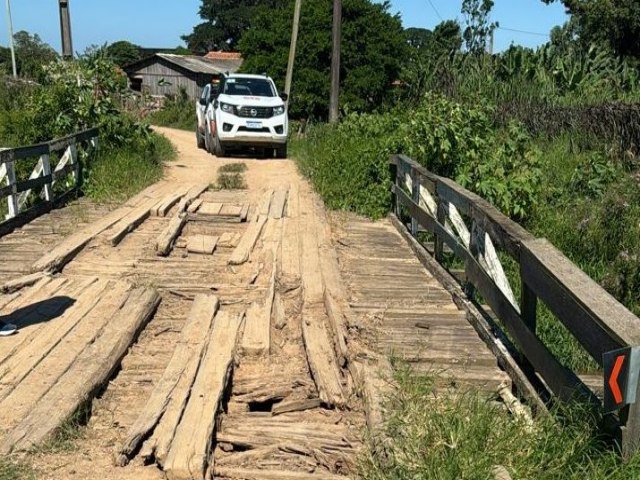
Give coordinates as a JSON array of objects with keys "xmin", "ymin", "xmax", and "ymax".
[{"xmin": 223, "ymin": 78, "xmax": 276, "ymax": 97}]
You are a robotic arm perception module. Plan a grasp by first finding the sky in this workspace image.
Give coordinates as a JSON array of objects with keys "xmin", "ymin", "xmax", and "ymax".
[{"xmin": 0, "ymin": 0, "xmax": 568, "ymax": 54}]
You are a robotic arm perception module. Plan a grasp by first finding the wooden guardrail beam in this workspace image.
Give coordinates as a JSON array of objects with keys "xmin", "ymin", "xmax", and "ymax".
[{"xmin": 389, "ymin": 153, "xmax": 640, "ymax": 456}]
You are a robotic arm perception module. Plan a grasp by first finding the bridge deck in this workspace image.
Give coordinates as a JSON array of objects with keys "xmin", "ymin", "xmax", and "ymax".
[{"xmin": 334, "ymin": 215, "xmax": 510, "ymax": 392}]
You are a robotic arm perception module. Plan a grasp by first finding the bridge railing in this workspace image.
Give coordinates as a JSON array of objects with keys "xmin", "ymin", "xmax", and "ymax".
[
  {"xmin": 390, "ymin": 153, "xmax": 640, "ymax": 456},
  {"xmin": 0, "ymin": 128, "xmax": 99, "ymax": 235}
]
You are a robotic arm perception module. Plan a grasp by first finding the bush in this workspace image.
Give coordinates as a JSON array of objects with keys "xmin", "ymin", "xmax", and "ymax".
[{"xmin": 147, "ymin": 88, "xmax": 195, "ymax": 131}]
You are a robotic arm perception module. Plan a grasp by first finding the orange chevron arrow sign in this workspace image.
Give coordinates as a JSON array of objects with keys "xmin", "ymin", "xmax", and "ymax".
[{"xmin": 603, "ymin": 347, "xmax": 640, "ymax": 413}]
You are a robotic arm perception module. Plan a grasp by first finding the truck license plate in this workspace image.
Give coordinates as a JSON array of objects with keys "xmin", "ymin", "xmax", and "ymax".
[{"xmin": 246, "ymin": 121, "xmax": 262, "ymax": 129}]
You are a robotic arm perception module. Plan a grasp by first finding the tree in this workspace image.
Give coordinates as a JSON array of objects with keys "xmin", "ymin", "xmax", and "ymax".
[
  {"xmin": 542, "ymin": 0, "xmax": 640, "ymax": 59},
  {"xmin": 461, "ymin": 0, "xmax": 498, "ymax": 54},
  {"xmin": 106, "ymin": 41, "xmax": 142, "ymax": 67},
  {"xmin": 183, "ymin": 0, "xmax": 286, "ymax": 53},
  {"xmin": 238, "ymin": 0, "xmax": 407, "ymax": 120},
  {"xmin": 12, "ymin": 31, "xmax": 58, "ymax": 80}
]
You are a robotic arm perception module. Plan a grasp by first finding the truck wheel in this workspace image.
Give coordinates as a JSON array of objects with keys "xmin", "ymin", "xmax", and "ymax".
[
  {"xmin": 214, "ymin": 135, "xmax": 226, "ymax": 157},
  {"xmin": 196, "ymin": 129, "xmax": 205, "ymax": 149},
  {"xmin": 275, "ymin": 144, "xmax": 288, "ymax": 159},
  {"xmin": 204, "ymin": 129, "xmax": 212, "ymax": 154}
]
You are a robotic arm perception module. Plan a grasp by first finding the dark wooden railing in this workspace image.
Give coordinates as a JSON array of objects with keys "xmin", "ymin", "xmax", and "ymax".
[
  {"xmin": 0, "ymin": 128, "xmax": 99, "ymax": 236},
  {"xmin": 390, "ymin": 154, "xmax": 640, "ymax": 456}
]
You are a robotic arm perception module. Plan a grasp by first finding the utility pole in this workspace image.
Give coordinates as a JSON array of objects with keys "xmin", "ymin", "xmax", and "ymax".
[
  {"xmin": 284, "ymin": 0, "xmax": 302, "ymax": 102},
  {"xmin": 58, "ymin": 0, "xmax": 73, "ymax": 60},
  {"xmin": 5, "ymin": 0, "xmax": 17, "ymax": 78},
  {"xmin": 329, "ymin": 0, "xmax": 341, "ymax": 123}
]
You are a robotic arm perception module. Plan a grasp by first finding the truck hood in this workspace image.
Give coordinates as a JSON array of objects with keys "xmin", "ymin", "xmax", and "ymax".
[{"xmin": 217, "ymin": 94, "xmax": 285, "ymax": 108}]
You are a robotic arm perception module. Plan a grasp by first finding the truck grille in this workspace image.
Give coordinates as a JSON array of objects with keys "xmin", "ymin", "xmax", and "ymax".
[{"xmin": 236, "ymin": 106, "xmax": 273, "ymax": 119}]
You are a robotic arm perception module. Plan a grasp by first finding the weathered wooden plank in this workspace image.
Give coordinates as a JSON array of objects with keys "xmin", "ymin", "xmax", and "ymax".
[
  {"xmin": 186, "ymin": 235, "xmax": 218, "ymax": 255},
  {"xmin": 155, "ymin": 214, "xmax": 187, "ymax": 257},
  {"xmin": 153, "ymin": 187, "xmax": 189, "ymax": 217},
  {"xmin": 269, "ymin": 189, "xmax": 288, "ymax": 219},
  {"xmin": 116, "ymin": 295, "xmax": 219, "ymax": 466},
  {"xmin": 214, "ymin": 467, "xmax": 346, "ymax": 480},
  {"xmin": 272, "ymin": 398, "xmax": 321, "ymax": 416},
  {"xmin": 0, "ymin": 287, "xmax": 160, "ymax": 454},
  {"xmin": 164, "ymin": 311, "xmax": 245, "ymax": 480},
  {"xmin": 107, "ymin": 197, "xmax": 158, "ymax": 247},
  {"xmin": 219, "ymin": 205, "xmax": 243, "ymax": 217},
  {"xmin": 239, "ymin": 203, "xmax": 250, "ymax": 222},
  {"xmin": 198, "ymin": 202, "xmax": 223, "ymax": 216},
  {"xmin": 228, "ymin": 215, "xmax": 267, "ymax": 266},
  {"xmin": 242, "ymin": 245, "xmax": 276, "ymax": 356},
  {"xmin": 177, "ymin": 183, "xmax": 209, "ymax": 213},
  {"xmin": 258, "ymin": 190, "xmax": 273, "ymax": 217},
  {"xmin": 522, "ymin": 238, "xmax": 640, "ymax": 354},
  {"xmin": 0, "ymin": 272, "xmax": 48, "ymax": 294},
  {"xmin": 187, "ymin": 198, "xmax": 204, "ymax": 214}
]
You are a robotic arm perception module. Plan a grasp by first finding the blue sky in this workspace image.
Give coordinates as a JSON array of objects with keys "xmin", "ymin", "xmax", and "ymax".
[{"xmin": 0, "ymin": 0, "xmax": 568, "ymax": 54}]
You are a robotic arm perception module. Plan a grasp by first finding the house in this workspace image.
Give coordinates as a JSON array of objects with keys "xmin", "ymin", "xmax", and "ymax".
[{"xmin": 124, "ymin": 52, "xmax": 243, "ymax": 100}]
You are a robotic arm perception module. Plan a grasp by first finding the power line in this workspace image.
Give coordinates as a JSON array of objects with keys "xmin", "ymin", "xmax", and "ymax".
[
  {"xmin": 426, "ymin": 0, "xmax": 443, "ymax": 22},
  {"xmin": 498, "ymin": 26, "xmax": 549, "ymax": 38}
]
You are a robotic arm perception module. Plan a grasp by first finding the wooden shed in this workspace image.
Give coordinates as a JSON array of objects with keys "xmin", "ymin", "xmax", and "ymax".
[{"xmin": 124, "ymin": 53, "xmax": 243, "ymax": 100}]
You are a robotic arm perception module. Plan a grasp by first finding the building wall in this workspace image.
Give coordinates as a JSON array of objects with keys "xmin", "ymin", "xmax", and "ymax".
[{"xmin": 128, "ymin": 61, "xmax": 213, "ymax": 99}]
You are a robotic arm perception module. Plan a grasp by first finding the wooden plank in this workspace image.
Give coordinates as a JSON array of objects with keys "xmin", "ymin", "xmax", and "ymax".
[
  {"xmin": 31, "ymin": 204, "xmax": 135, "ymax": 273},
  {"xmin": 187, "ymin": 198, "xmax": 204, "ymax": 214},
  {"xmin": 164, "ymin": 311, "xmax": 245, "ymax": 480},
  {"xmin": 0, "ymin": 281, "xmax": 127, "ymax": 424},
  {"xmin": 185, "ymin": 235, "xmax": 218, "ymax": 255},
  {"xmin": 0, "ymin": 287, "xmax": 160, "ymax": 454},
  {"xmin": 272, "ymin": 398, "xmax": 321, "ymax": 416},
  {"xmin": 155, "ymin": 214, "xmax": 187, "ymax": 257},
  {"xmin": 153, "ymin": 187, "xmax": 189, "ymax": 217},
  {"xmin": 214, "ymin": 467, "xmax": 346, "ymax": 480},
  {"xmin": 116, "ymin": 295, "xmax": 219, "ymax": 466},
  {"xmin": 219, "ymin": 205, "xmax": 243, "ymax": 217},
  {"xmin": 239, "ymin": 203, "xmax": 250, "ymax": 222},
  {"xmin": 228, "ymin": 216, "xmax": 268, "ymax": 265},
  {"xmin": 269, "ymin": 189, "xmax": 288, "ymax": 219},
  {"xmin": 177, "ymin": 184, "xmax": 209, "ymax": 213},
  {"xmin": 242, "ymin": 245, "xmax": 277, "ymax": 356},
  {"xmin": 198, "ymin": 202, "xmax": 223, "ymax": 216},
  {"xmin": 108, "ymin": 197, "xmax": 158, "ymax": 247},
  {"xmin": 258, "ymin": 190, "xmax": 273, "ymax": 217},
  {"xmin": 0, "ymin": 272, "xmax": 48, "ymax": 294},
  {"xmin": 522, "ymin": 238, "xmax": 640, "ymax": 355}
]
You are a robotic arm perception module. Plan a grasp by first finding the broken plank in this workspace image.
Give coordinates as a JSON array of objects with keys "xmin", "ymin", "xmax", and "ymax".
[
  {"xmin": 258, "ymin": 190, "xmax": 273, "ymax": 217},
  {"xmin": 155, "ymin": 214, "xmax": 187, "ymax": 257},
  {"xmin": 239, "ymin": 204, "xmax": 250, "ymax": 222},
  {"xmin": 269, "ymin": 189, "xmax": 288, "ymax": 219},
  {"xmin": 219, "ymin": 232, "xmax": 240, "ymax": 248},
  {"xmin": 323, "ymin": 291, "xmax": 349, "ymax": 368},
  {"xmin": 0, "ymin": 272, "xmax": 48, "ymax": 294},
  {"xmin": 108, "ymin": 197, "xmax": 158, "ymax": 247},
  {"xmin": 301, "ymin": 306, "xmax": 346, "ymax": 408},
  {"xmin": 198, "ymin": 202, "xmax": 223, "ymax": 216},
  {"xmin": 272, "ymin": 398, "xmax": 322, "ymax": 416},
  {"xmin": 241, "ymin": 246, "xmax": 276, "ymax": 356},
  {"xmin": 186, "ymin": 235, "xmax": 219, "ymax": 255},
  {"xmin": 187, "ymin": 198, "xmax": 204, "ymax": 214},
  {"xmin": 228, "ymin": 216, "xmax": 267, "ymax": 266},
  {"xmin": 164, "ymin": 311, "xmax": 245, "ymax": 480},
  {"xmin": 214, "ymin": 467, "xmax": 346, "ymax": 480},
  {"xmin": 0, "ymin": 287, "xmax": 160, "ymax": 455},
  {"xmin": 116, "ymin": 295, "xmax": 219, "ymax": 466}
]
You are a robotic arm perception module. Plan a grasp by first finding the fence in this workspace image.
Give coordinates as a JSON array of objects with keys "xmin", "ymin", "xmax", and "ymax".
[
  {"xmin": 0, "ymin": 128, "xmax": 99, "ymax": 236},
  {"xmin": 389, "ymin": 153, "xmax": 640, "ymax": 456}
]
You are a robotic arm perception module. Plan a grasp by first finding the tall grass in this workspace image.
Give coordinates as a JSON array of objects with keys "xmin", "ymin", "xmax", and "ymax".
[
  {"xmin": 83, "ymin": 133, "xmax": 174, "ymax": 203},
  {"xmin": 359, "ymin": 367, "xmax": 640, "ymax": 480},
  {"xmin": 0, "ymin": 458, "xmax": 34, "ymax": 480},
  {"xmin": 147, "ymin": 91, "xmax": 195, "ymax": 131}
]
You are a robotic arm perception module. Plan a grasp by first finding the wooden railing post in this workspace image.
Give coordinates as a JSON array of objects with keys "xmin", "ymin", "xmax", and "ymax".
[
  {"xmin": 389, "ymin": 157, "xmax": 399, "ymax": 218},
  {"xmin": 410, "ymin": 167, "xmax": 419, "ymax": 237},
  {"xmin": 41, "ymin": 154, "xmax": 53, "ymax": 202},
  {"xmin": 435, "ymin": 202, "xmax": 446, "ymax": 262},
  {"xmin": 70, "ymin": 142, "xmax": 79, "ymax": 186},
  {"xmin": 5, "ymin": 160, "xmax": 18, "ymax": 220}
]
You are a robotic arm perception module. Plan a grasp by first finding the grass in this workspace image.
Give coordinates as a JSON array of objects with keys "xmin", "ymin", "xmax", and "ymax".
[
  {"xmin": 0, "ymin": 458, "xmax": 35, "ymax": 480},
  {"xmin": 83, "ymin": 133, "xmax": 175, "ymax": 203},
  {"xmin": 219, "ymin": 162, "xmax": 248, "ymax": 173},
  {"xmin": 359, "ymin": 366, "xmax": 640, "ymax": 480},
  {"xmin": 146, "ymin": 94, "xmax": 195, "ymax": 132},
  {"xmin": 216, "ymin": 172, "xmax": 247, "ymax": 190}
]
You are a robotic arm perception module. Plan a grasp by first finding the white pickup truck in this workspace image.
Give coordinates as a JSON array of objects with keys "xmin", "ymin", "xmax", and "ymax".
[{"xmin": 196, "ymin": 74, "xmax": 289, "ymax": 158}]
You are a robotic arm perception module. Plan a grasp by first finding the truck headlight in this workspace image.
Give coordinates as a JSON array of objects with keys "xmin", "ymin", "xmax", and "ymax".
[
  {"xmin": 220, "ymin": 102, "xmax": 235, "ymax": 114},
  {"xmin": 273, "ymin": 105, "xmax": 285, "ymax": 116}
]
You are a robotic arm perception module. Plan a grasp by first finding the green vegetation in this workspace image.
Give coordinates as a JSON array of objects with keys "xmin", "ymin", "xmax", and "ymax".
[
  {"xmin": 360, "ymin": 367, "xmax": 640, "ymax": 480},
  {"xmin": 216, "ymin": 172, "xmax": 247, "ymax": 190},
  {"xmin": 0, "ymin": 46, "xmax": 172, "ymax": 203},
  {"xmin": 105, "ymin": 40, "xmax": 142, "ymax": 68},
  {"xmin": 0, "ymin": 31, "xmax": 58, "ymax": 81},
  {"xmin": 219, "ymin": 162, "xmax": 248, "ymax": 173},
  {"xmin": 147, "ymin": 89, "xmax": 195, "ymax": 131},
  {"xmin": 0, "ymin": 458, "xmax": 34, "ymax": 480}
]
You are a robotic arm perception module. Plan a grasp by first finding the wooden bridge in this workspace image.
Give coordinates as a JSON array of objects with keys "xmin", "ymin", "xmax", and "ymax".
[{"xmin": 1, "ymin": 127, "xmax": 639, "ymax": 479}]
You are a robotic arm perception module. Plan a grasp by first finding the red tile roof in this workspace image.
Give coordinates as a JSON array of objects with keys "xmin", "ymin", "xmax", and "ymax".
[{"xmin": 205, "ymin": 51, "xmax": 243, "ymax": 60}]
